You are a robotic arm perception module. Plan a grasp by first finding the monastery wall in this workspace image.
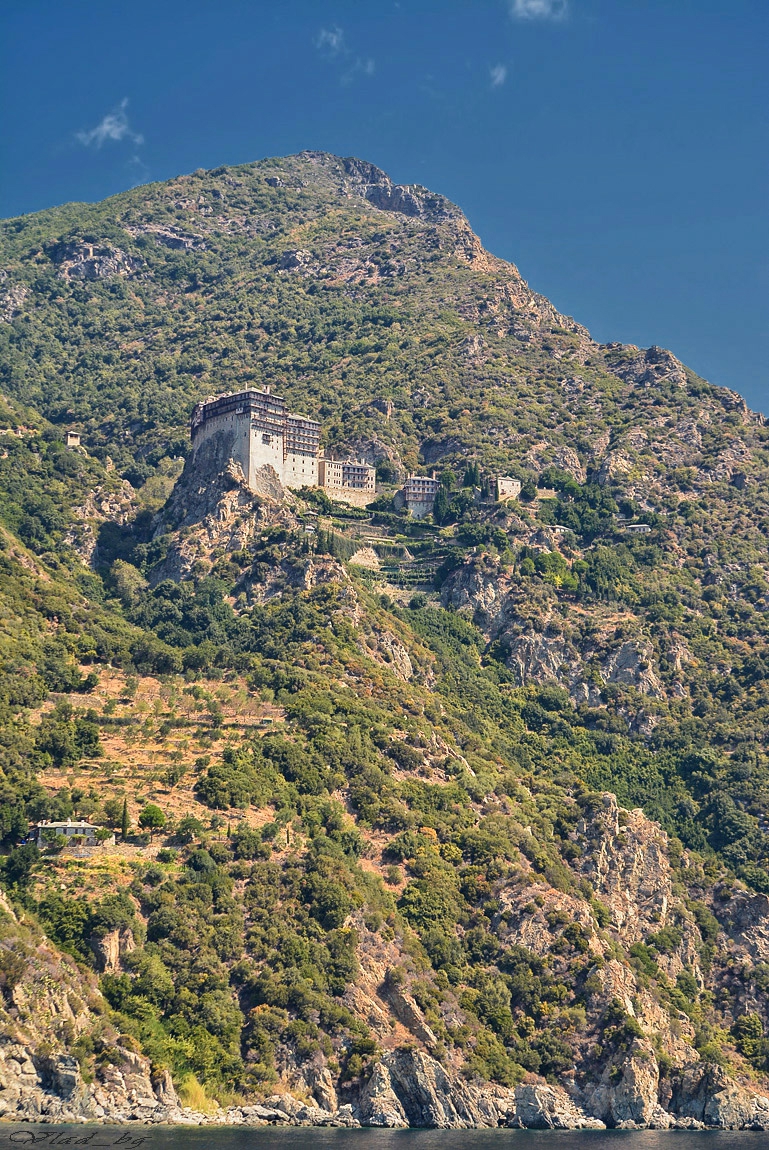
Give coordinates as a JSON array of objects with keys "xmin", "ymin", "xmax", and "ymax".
[{"xmin": 190, "ymin": 389, "xmax": 373, "ymax": 499}]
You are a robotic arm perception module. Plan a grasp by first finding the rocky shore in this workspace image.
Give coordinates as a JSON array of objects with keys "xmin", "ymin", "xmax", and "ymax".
[{"xmin": 4, "ymin": 1043, "xmax": 769, "ymax": 1131}]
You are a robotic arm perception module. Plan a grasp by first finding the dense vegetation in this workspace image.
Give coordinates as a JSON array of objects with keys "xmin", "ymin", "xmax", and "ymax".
[{"xmin": 2, "ymin": 152, "xmax": 769, "ymax": 1103}]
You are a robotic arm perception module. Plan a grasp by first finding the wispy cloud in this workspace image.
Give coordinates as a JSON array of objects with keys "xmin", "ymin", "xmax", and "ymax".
[
  {"xmin": 76, "ymin": 98, "xmax": 144, "ymax": 148},
  {"xmin": 510, "ymin": 0, "xmax": 568, "ymax": 20},
  {"xmin": 127, "ymin": 152, "xmax": 150, "ymax": 187},
  {"xmin": 315, "ymin": 25, "xmax": 374, "ymax": 83},
  {"xmin": 490, "ymin": 64, "xmax": 508, "ymax": 88},
  {"xmin": 316, "ymin": 26, "xmax": 345, "ymax": 55},
  {"xmin": 342, "ymin": 56, "xmax": 375, "ymax": 85}
]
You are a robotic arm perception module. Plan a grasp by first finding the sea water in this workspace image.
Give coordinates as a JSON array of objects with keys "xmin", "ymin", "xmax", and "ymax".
[{"xmin": 0, "ymin": 1128, "xmax": 765, "ymax": 1150}]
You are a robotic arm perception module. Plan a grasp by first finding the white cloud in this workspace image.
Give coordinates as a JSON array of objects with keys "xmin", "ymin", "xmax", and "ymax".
[
  {"xmin": 316, "ymin": 26, "xmax": 345, "ymax": 55},
  {"xmin": 342, "ymin": 56, "xmax": 375, "ymax": 84},
  {"xmin": 510, "ymin": 0, "xmax": 568, "ymax": 20},
  {"xmin": 490, "ymin": 64, "xmax": 508, "ymax": 87},
  {"xmin": 76, "ymin": 98, "xmax": 143, "ymax": 148},
  {"xmin": 316, "ymin": 25, "xmax": 374, "ymax": 83}
]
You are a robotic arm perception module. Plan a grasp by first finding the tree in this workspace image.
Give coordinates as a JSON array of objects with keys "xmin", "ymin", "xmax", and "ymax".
[
  {"xmin": 175, "ymin": 815, "xmax": 204, "ymax": 844},
  {"xmin": 433, "ymin": 486, "xmax": 451, "ymax": 525},
  {"xmin": 2, "ymin": 843, "xmax": 39, "ymax": 891},
  {"xmin": 463, "ymin": 461, "xmax": 481, "ymax": 488},
  {"xmin": 139, "ymin": 803, "xmax": 166, "ymax": 842},
  {"xmin": 111, "ymin": 559, "xmax": 148, "ymax": 607},
  {"xmin": 121, "ymin": 798, "xmax": 129, "ymax": 842},
  {"xmin": 103, "ymin": 796, "xmax": 124, "ymax": 827},
  {"xmin": 95, "ymin": 826, "xmax": 114, "ymax": 846}
]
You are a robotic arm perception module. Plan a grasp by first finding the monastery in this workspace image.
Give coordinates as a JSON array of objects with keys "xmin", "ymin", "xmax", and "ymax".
[{"xmin": 190, "ymin": 388, "xmax": 376, "ymax": 505}]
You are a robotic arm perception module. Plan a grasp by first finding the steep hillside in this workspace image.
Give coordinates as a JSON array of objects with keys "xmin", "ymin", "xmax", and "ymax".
[{"xmin": 1, "ymin": 153, "xmax": 769, "ymax": 1129}]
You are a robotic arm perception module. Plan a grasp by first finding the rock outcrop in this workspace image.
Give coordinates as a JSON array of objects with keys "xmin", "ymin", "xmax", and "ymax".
[
  {"xmin": 357, "ymin": 1049, "xmax": 603, "ymax": 1129},
  {"xmin": 46, "ymin": 239, "xmax": 142, "ymax": 281}
]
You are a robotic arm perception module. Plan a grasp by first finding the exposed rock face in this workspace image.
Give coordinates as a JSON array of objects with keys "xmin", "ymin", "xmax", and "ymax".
[
  {"xmin": 602, "ymin": 639, "xmax": 662, "ymax": 696},
  {"xmin": 605, "ymin": 344, "xmax": 689, "ymax": 391},
  {"xmin": 670, "ymin": 1063, "xmax": 769, "ymax": 1129},
  {"xmin": 306, "ymin": 1064, "xmax": 338, "ymax": 1112},
  {"xmin": 0, "ymin": 894, "xmax": 182, "ymax": 1124},
  {"xmin": 90, "ymin": 926, "xmax": 136, "ymax": 973},
  {"xmin": 152, "ymin": 442, "xmax": 292, "ymax": 581},
  {"xmin": 65, "ymin": 479, "xmax": 137, "ymax": 566},
  {"xmin": 597, "ymin": 450, "xmax": 633, "ymax": 485},
  {"xmin": 718, "ymin": 890, "xmax": 769, "ymax": 963},
  {"xmin": 246, "ymin": 555, "xmax": 347, "ymax": 605},
  {"xmin": 124, "ymin": 223, "xmax": 206, "ymax": 251},
  {"xmin": 552, "ymin": 445, "xmax": 586, "ymax": 483},
  {"xmin": 357, "ymin": 1049, "xmax": 602, "ymax": 1129},
  {"xmin": 512, "ymin": 1083, "xmax": 604, "ymax": 1129},
  {"xmin": 578, "ymin": 793, "xmax": 674, "ymax": 943},
  {"xmin": 587, "ymin": 1042, "xmax": 662, "ymax": 1126},
  {"xmin": 383, "ymin": 986, "xmax": 437, "ymax": 1046},
  {"xmin": 341, "ymin": 157, "xmax": 464, "ymax": 224},
  {"xmin": 164, "ymin": 429, "xmax": 283, "ymax": 531},
  {"xmin": 47, "ymin": 240, "xmax": 142, "ymax": 281},
  {"xmin": 0, "ymin": 277, "xmax": 29, "ymax": 323},
  {"xmin": 505, "ymin": 629, "xmax": 571, "ymax": 688},
  {"xmin": 361, "ymin": 627, "xmax": 414, "ymax": 681},
  {"xmin": 441, "ymin": 556, "xmax": 670, "ymax": 703},
  {"xmin": 357, "ymin": 1061, "xmax": 408, "ymax": 1127},
  {"xmin": 279, "ymin": 248, "xmax": 312, "ymax": 269}
]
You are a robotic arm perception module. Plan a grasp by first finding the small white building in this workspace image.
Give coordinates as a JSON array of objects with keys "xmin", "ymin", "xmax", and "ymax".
[
  {"xmin": 66, "ymin": 432, "xmax": 81, "ymax": 449},
  {"xmin": 32, "ymin": 820, "xmax": 112, "ymax": 847},
  {"xmin": 496, "ymin": 476, "xmax": 522, "ymax": 502}
]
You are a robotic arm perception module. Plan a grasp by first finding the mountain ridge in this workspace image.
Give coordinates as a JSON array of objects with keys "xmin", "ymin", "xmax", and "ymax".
[{"xmin": 1, "ymin": 153, "xmax": 769, "ymax": 1128}]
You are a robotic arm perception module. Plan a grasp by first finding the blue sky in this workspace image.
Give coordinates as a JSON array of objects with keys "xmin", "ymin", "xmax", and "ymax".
[{"xmin": 2, "ymin": 0, "xmax": 767, "ymax": 410}]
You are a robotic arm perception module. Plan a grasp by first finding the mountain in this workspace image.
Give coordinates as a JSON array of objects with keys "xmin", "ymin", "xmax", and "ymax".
[{"xmin": 1, "ymin": 152, "xmax": 769, "ymax": 1129}]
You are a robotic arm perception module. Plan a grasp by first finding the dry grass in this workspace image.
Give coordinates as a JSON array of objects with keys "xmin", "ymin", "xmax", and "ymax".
[
  {"xmin": 177, "ymin": 1073, "xmax": 219, "ymax": 1114},
  {"xmin": 32, "ymin": 669, "xmax": 286, "ymax": 900}
]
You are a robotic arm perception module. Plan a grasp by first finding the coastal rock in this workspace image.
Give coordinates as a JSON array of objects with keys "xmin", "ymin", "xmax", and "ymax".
[
  {"xmin": 669, "ymin": 1063, "xmax": 769, "ymax": 1128},
  {"xmin": 306, "ymin": 1064, "xmax": 338, "ymax": 1112},
  {"xmin": 357, "ymin": 1061, "xmax": 408, "ymax": 1127},
  {"xmin": 607, "ymin": 1042, "xmax": 661, "ymax": 1126},
  {"xmin": 511, "ymin": 1083, "xmax": 605, "ymax": 1129},
  {"xmin": 357, "ymin": 1049, "xmax": 601, "ymax": 1129}
]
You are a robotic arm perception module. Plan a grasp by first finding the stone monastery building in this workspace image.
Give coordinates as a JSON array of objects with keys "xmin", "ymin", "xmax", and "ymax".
[{"xmin": 190, "ymin": 388, "xmax": 376, "ymax": 503}]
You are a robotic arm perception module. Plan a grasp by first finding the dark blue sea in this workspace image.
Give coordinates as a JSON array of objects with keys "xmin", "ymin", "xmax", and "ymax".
[{"xmin": 1, "ymin": 1128, "xmax": 768, "ymax": 1150}]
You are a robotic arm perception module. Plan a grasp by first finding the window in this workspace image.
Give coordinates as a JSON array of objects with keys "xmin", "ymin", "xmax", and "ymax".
[{"xmin": 262, "ymin": 434, "xmax": 271, "ymax": 444}]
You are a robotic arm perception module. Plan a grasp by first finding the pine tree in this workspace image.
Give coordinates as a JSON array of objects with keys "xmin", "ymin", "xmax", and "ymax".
[{"xmin": 121, "ymin": 798, "xmax": 129, "ymax": 842}]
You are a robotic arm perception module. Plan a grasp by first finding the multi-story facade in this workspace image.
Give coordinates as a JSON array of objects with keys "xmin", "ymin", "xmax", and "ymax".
[
  {"xmin": 401, "ymin": 473, "xmax": 440, "ymax": 518},
  {"xmin": 318, "ymin": 457, "xmax": 376, "ymax": 493},
  {"xmin": 190, "ymin": 388, "xmax": 377, "ymax": 503},
  {"xmin": 190, "ymin": 388, "xmax": 321, "ymax": 489}
]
